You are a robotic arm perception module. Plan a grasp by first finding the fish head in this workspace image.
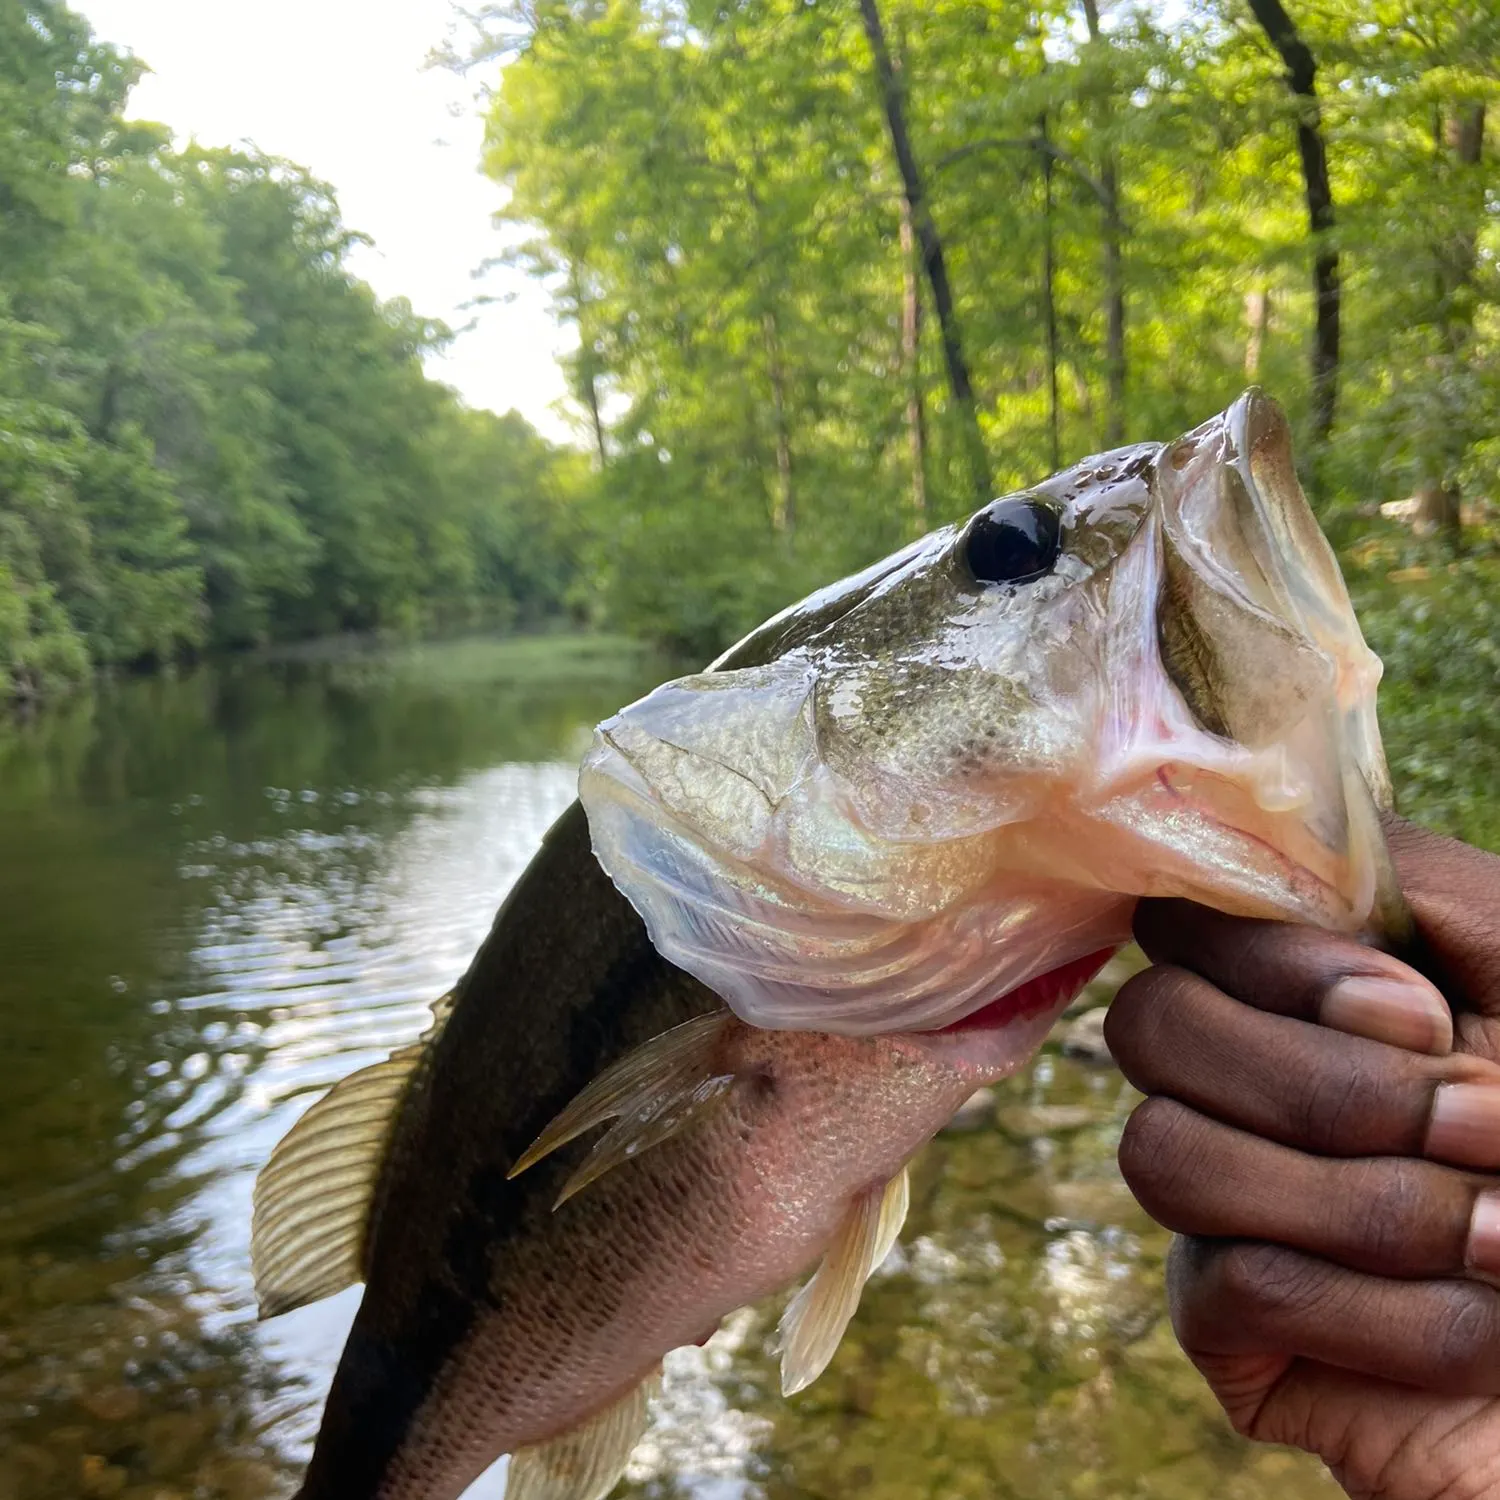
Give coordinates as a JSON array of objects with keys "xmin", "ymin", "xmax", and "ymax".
[{"xmin": 580, "ymin": 391, "xmax": 1402, "ymax": 1035}]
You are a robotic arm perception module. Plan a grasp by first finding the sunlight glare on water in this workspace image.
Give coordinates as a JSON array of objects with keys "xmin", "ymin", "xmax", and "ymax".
[{"xmin": 183, "ymin": 763, "xmax": 581, "ymax": 1493}]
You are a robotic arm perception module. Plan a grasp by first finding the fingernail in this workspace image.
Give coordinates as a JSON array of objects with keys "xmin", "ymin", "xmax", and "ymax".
[
  {"xmin": 1321, "ymin": 974, "xmax": 1453, "ymax": 1055},
  {"xmin": 1467, "ymin": 1192, "xmax": 1500, "ymax": 1277},
  {"xmin": 1428, "ymin": 1084, "xmax": 1500, "ymax": 1169}
]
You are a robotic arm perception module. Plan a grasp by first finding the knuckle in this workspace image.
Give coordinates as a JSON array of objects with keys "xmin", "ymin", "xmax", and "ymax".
[
  {"xmin": 1433, "ymin": 1283, "xmax": 1500, "ymax": 1391},
  {"xmin": 1288, "ymin": 1059, "xmax": 1366, "ymax": 1152},
  {"xmin": 1213, "ymin": 1240, "xmax": 1328, "ymax": 1323},
  {"xmin": 1347, "ymin": 1158, "xmax": 1429, "ymax": 1269},
  {"xmin": 1169, "ymin": 1240, "xmax": 1351, "ymax": 1357},
  {"xmin": 1289, "ymin": 1049, "xmax": 1442, "ymax": 1158},
  {"xmin": 1166, "ymin": 1237, "xmax": 1264, "ymax": 1348},
  {"xmin": 1106, "ymin": 966, "xmax": 1201, "ymax": 1067}
]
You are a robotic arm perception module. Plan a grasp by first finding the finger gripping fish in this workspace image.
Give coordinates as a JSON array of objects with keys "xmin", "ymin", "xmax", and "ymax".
[{"xmin": 254, "ymin": 392, "xmax": 1404, "ymax": 1500}]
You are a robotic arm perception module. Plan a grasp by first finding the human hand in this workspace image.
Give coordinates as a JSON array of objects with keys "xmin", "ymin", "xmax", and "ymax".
[{"xmin": 1107, "ymin": 818, "xmax": 1500, "ymax": 1500}]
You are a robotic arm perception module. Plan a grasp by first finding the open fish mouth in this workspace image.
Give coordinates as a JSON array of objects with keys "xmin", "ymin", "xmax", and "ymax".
[
  {"xmin": 1113, "ymin": 390, "xmax": 1405, "ymax": 939},
  {"xmin": 938, "ymin": 948, "xmax": 1117, "ymax": 1034},
  {"xmin": 579, "ymin": 390, "xmax": 1407, "ymax": 1038}
]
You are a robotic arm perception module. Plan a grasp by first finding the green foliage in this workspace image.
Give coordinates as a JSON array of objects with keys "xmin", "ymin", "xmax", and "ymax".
[
  {"xmin": 470, "ymin": 0, "xmax": 1498, "ymax": 658},
  {"xmin": 0, "ymin": 3, "xmax": 580, "ymax": 700},
  {"xmin": 1351, "ymin": 552, "xmax": 1500, "ymax": 852},
  {"xmin": 0, "ymin": 312, "xmax": 96, "ymax": 694}
]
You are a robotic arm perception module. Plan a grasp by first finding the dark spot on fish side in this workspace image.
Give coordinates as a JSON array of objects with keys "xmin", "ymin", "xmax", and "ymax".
[{"xmin": 746, "ymin": 1065, "xmax": 777, "ymax": 1103}]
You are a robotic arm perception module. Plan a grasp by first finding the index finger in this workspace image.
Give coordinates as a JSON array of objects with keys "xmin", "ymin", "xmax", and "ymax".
[{"xmin": 1133, "ymin": 900, "xmax": 1454, "ymax": 1056}]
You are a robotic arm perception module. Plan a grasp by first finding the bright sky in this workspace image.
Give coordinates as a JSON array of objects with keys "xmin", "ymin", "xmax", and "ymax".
[{"xmin": 81, "ymin": 0, "xmax": 575, "ymax": 442}]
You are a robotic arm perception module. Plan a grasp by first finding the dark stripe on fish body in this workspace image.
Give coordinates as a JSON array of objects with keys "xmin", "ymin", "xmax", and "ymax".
[{"xmin": 296, "ymin": 803, "xmax": 717, "ymax": 1499}]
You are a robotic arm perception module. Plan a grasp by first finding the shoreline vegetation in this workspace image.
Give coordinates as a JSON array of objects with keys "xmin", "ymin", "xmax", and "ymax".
[
  {"xmin": 2, "ymin": 4, "xmax": 584, "ymax": 705},
  {"xmin": 4, "ymin": 2, "xmax": 1497, "ymax": 849}
]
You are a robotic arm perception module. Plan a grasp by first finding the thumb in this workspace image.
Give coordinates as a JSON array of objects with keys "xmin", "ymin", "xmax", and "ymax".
[
  {"xmin": 1244, "ymin": 1360, "xmax": 1500, "ymax": 1500},
  {"xmin": 1386, "ymin": 816, "xmax": 1500, "ymax": 1019}
]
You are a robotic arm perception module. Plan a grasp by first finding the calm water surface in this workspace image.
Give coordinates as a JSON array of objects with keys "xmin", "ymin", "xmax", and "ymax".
[{"xmin": 0, "ymin": 635, "xmax": 1335, "ymax": 1500}]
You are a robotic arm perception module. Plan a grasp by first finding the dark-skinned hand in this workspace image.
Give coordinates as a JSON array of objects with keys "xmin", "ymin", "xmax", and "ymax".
[{"xmin": 1107, "ymin": 817, "xmax": 1500, "ymax": 1500}]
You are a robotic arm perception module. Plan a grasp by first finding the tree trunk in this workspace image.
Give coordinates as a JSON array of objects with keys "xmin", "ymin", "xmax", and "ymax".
[
  {"xmin": 566, "ymin": 262, "xmax": 608, "ymax": 469},
  {"xmin": 1099, "ymin": 160, "xmax": 1125, "ymax": 444},
  {"xmin": 1244, "ymin": 287, "xmax": 1271, "ymax": 378},
  {"xmin": 1411, "ymin": 481, "xmax": 1461, "ymax": 538},
  {"xmin": 1039, "ymin": 113, "xmax": 1061, "ymax": 472},
  {"xmin": 762, "ymin": 308, "xmax": 795, "ymax": 535},
  {"xmin": 1437, "ymin": 102, "xmax": 1486, "ymax": 344},
  {"xmin": 1423, "ymin": 101, "xmax": 1485, "ymax": 553},
  {"xmin": 898, "ymin": 194, "xmax": 929, "ymax": 531},
  {"xmin": 1245, "ymin": 0, "xmax": 1339, "ymax": 453},
  {"xmin": 581, "ymin": 366, "xmax": 607, "ymax": 470},
  {"xmin": 858, "ymin": 0, "xmax": 990, "ymax": 505},
  {"xmin": 1080, "ymin": 0, "xmax": 1126, "ymax": 446}
]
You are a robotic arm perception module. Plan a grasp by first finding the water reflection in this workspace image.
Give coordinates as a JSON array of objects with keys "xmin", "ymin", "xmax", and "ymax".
[
  {"xmin": 0, "ymin": 635, "xmax": 1336, "ymax": 1499},
  {"xmin": 0, "ymin": 637, "xmax": 657, "ymax": 1499}
]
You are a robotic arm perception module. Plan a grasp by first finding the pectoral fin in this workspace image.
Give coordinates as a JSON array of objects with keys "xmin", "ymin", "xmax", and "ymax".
[
  {"xmin": 251, "ymin": 993, "xmax": 452, "ymax": 1318},
  {"xmin": 508, "ymin": 1011, "xmax": 732, "ymax": 1207},
  {"xmin": 778, "ymin": 1164, "xmax": 910, "ymax": 1396},
  {"xmin": 505, "ymin": 1368, "xmax": 660, "ymax": 1500}
]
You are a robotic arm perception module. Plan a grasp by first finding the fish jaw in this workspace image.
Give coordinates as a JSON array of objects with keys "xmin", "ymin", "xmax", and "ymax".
[
  {"xmin": 1090, "ymin": 390, "xmax": 1405, "ymax": 942},
  {"xmin": 578, "ymin": 392, "xmax": 1403, "ymax": 1041}
]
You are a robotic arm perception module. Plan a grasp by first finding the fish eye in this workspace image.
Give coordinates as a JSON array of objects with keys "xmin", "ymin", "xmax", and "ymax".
[{"xmin": 962, "ymin": 497, "xmax": 1063, "ymax": 586}]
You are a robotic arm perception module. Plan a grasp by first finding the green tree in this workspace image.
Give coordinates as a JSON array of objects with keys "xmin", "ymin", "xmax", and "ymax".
[
  {"xmin": 469, "ymin": 0, "xmax": 1495, "ymax": 655},
  {"xmin": 1, "ymin": 2, "xmax": 581, "ymax": 700}
]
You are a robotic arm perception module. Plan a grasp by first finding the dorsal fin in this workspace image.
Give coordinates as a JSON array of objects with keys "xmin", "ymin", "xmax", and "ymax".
[{"xmin": 251, "ymin": 992, "xmax": 453, "ymax": 1319}]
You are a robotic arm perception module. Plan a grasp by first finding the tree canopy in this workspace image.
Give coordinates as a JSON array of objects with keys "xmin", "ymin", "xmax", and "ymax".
[
  {"xmin": 5, "ymin": 0, "xmax": 1496, "ymax": 705},
  {"xmin": 1, "ymin": 0, "xmax": 581, "ymax": 700},
  {"xmin": 471, "ymin": 0, "xmax": 1496, "ymax": 656}
]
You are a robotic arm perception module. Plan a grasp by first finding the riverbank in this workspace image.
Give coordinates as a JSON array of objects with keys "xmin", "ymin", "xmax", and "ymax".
[{"xmin": 14, "ymin": 547, "xmax": 1500, "ymax": 853}]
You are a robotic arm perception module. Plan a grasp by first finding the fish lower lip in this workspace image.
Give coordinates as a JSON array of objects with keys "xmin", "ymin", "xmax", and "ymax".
[
  {"xmin": 1153, "ymin": 764, "xmax": 1346, "ymax": 908},
  {"xmin": 941, "ymin": 949, "xmax": 1116, "ymax": 1033}
]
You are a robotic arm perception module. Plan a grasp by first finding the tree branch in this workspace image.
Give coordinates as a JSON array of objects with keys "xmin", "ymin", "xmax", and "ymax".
[{"xmin": 931, "ymin": 135, "xmax": 1111, "ymax": 209}]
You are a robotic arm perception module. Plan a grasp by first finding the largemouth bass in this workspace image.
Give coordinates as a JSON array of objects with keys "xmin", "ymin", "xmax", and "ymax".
[{"xmin": 254, "ymin": 392, "xmax": 1403, "ymax": 1500}]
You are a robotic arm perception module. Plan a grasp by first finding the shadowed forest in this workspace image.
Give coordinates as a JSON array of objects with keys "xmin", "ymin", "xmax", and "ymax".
[{"xmin": 3, "ymin": 0, "xmax": 1499, "ymax": 836}]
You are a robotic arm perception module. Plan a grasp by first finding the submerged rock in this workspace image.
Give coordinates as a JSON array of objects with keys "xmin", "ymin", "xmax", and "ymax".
[
  {"xmin": 1059, "ymin": 1007, "xmax": 1113, "ymax": 1067},
  {"xmin": 942, "ymin": 1087, "xmax": 998, "ymax": 1133},
  {"xmin": 998, "ymin": 1103, "xmax": 1101, "ymax": 1139}
]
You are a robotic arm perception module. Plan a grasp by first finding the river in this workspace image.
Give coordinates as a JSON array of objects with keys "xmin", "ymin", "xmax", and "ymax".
[{"xmin": 0, "ymin": 634, "xmax": 1335, "ymax": 1499}]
